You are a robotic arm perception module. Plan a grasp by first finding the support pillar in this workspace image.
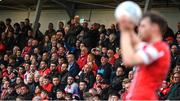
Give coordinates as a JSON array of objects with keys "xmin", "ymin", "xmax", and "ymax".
[
  {"xmin": 33, "ymin": 0, "xmax": 43, "ymax": 36},
  {"xmin": 144, "ymin": 0, "xmax": 153, "ymax": 13}
]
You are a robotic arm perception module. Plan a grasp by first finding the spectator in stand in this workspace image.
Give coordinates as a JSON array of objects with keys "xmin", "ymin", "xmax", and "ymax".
[
  {"xmin": 77, "ymin": 46, "xmax": 88, "ymax": 70},
  {"xmin": 45, "ymin": 23, "xmax": 56, "ymax": 37},
  {"xmin": 39, "ymin": 61, "xmax": 50, "ymax": 76},
  {"xmin": 79, "ymin": 81, "xmax": 88, "ymax": 99},
  {"xmin": 77, "ymin": 64, "xmax": 95, "ymax": 89},
  {"xmin": 107, "ymin": 49, "xmax": 116, "ymax": 68},
  {"xmin": 52, "ymin": 76, "xmax": 64, "ymax": 99},
  {"xmin": 19, "ymin": 84, "xmax": 33, "ymax": 100},
  {"xmin": 42, "ymin": 75, "xmax": 53, "ymax": 93},
  {"xmin": 176, "ymin": 33, "xmax": 180, "ymax": 47},
  {"xmin": 65, "ymin": 75, "xmax": 79, "ymax": 95},
  {"xmin": 49, "ymin": 62, "xmax": 59, "ymax": 79},
  {"xmin": 55, "ymin": 89, "xmax": 65, "ymax": 100},
  {"xmin": 35, "ymin": 23, "xmax": 43, "ymax": 42},
  {"xmin": 111, "ymin": 66, "xmax": 126, "ymax": 91},
  {"xmin": 128, "ymin": 70, "xmax": 134, "ymax": 81},
  {"xmin": 108, "ymin": 91, "xmax": 120, "ymax": 101},
  {"xmin": 158, "ymin": 81, "xmax": 170, "ymax": 100},
  {"xmin": 67, "ymin": 54, "xmax": 80, "ymax": 77},
  {"xmin": 166, "ymin": 71, "xmax": 180, "ymax": 100},
  {"xmin": 87, "ymin": 53, "xmax": 98, "ymax": 73},
  {"xmin": 121, "ymin": 78, "xmax": 131, "ymax": 101},
  {"xmin": 107, "ymin": 34, "xmax": 118, "ymax": 51},
  {"xmin": 175, "ymin": 22, "xmax": 180, "ymax": 37},
  {"xmin": 0, "ymin": 17, "xmax": 179, "ymax": 100},
  {"xmin": 97, "ymin": 54, "xmax": 112, "ymax": 83},
  {"xmin": 57, "ymin": 21, "xmax": 65, "ymax": 36},
  {"xmin": 59, "ymin": 63, "xmax": 69, "ymax": 88},
  {"xmin": 0, "ymin": 80, "xmax": 10, "ymax": 99}
]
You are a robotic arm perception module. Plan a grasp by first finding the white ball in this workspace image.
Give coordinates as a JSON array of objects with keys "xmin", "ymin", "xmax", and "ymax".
[{"xmin": 114, "ymin": 1, "xmax": 142, "ymax": 25}]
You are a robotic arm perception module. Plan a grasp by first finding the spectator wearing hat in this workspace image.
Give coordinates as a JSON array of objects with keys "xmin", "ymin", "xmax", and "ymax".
[
  {"xmin": 97, "ymin": 54, "xmax": 112, "ymax": 83},
  {"xmin": 65, "ymin": 75, "xmax": 79, "ymax": 95},
  {"xmin": 67, "ymin": 54, "xmax": 80, "ymax": 77}
]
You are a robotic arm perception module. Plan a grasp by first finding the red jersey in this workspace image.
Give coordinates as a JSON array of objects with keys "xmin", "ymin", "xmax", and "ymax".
[
  {"xmin": 126, "ymin": 41, "xmax": 170, "ymax": 100},
  {"xmin": 77, "ymin": 54, "xmax": 88, "ymax": 70}
]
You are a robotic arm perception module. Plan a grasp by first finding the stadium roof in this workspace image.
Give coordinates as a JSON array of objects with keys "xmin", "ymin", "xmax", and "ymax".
[{"xmin": 0, "ymin": 0, "xmax": 180, "ymax": 10}]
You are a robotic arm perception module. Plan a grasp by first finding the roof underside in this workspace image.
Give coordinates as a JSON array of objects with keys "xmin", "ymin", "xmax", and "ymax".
[{"xmin": 0, "ymin": 0, "xmax": 179, "ymax": 10}]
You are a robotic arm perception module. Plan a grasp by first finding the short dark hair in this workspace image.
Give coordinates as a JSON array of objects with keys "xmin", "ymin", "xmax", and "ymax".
[
  {"xmin": 6, "ymin": 18, "xmax": 12, "ymax": 22},
  {"xmin": 142, "ymin": 11, "xmax": 168, "ymax": 34}
]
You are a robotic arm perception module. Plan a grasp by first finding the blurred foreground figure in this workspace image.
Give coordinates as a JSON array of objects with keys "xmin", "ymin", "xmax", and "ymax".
[{"xmin": 117, "ymin": 10, "xmax": 170, "ymax": 100}]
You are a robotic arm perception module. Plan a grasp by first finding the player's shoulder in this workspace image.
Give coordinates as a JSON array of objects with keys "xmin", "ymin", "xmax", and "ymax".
[{"xmin": 153, "ymin": 41, "xmax": 170, "ymax": 51}]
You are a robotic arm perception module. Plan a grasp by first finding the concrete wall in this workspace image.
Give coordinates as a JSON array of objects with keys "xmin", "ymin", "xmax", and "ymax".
[{"xmin": 0, "ymin": 8, "xmax": 179, "ymax": 33}]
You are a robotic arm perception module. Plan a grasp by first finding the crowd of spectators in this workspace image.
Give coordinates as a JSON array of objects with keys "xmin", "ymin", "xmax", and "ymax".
[{"xmin": 0, "ymin": 15, "xmax": 180, "ymax": 100}]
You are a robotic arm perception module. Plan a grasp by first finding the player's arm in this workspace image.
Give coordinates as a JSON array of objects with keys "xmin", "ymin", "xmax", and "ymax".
[
  {"xmin": 121, "ymin": 32, "xmax": 143, "ymax": 66},
  {"xmin": 121, "ymin": 32, "xmax": 159, "ymax": 66}
]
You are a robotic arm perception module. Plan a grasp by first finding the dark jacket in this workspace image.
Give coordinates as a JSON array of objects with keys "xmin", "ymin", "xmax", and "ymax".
[
  {"xmin": 79, "ymin": 71, "xmax": 95, "ymax": 89},
  {"xmin": 49, "ymin": 69, "xmax": 60, "ymax": 79},
  {"xmin": 97, "ymin": 63, "xmax": 112, "ymax": 83},
  {"xmin": 82, "ymin": 29, "xmax": 99, "ymax": 48},
  {"xmin": 59, "ymin": 70, "xmax": 69, "ymax": 88},
  {"xmin": 65, "ymin": 24, "xmax": 83, "ymax": 47},
  {"xmin": 4, "ymin": 91, "xmax": 18, "ymax": 100},
  {"xmin": 52, "ymin": 84, "xmax": 64, "ymax": 99},
  {"xmin": 167, "ymin": 83, "xmax": 180, "ymax": 100},
  {"xmin": 27, "ymin": 82, "xmax": 36, "ymax": 93},
  {"xmin": 68, "ymin": 62, "xmax": 80, "ymax": 77},
  {"xmin": 111, "ymin": 74, "xmax": 125, "ymax": 91}
]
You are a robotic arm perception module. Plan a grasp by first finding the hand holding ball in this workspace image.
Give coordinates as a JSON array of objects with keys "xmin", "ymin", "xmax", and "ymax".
[{"xmin": 114, "ymin": 1, "xmax": 142, "ymax": 26}]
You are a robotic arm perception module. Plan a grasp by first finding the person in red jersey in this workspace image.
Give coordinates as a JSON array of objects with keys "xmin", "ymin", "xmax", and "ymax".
[{"xmin": 118, "ymin": 12, "xmax": 171, "ymax": 100}]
